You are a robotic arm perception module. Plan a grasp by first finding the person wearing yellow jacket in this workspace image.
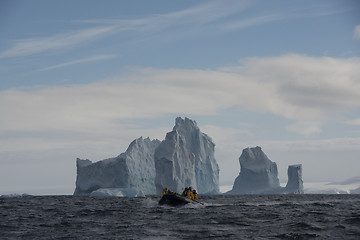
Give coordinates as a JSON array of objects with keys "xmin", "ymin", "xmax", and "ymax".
[
  {"xmin": 186, "ymin": 189, "xmax": 193, "ymax": 200},
  {"xmin": 180, "ymin": 187, "xmax": 198, "ymax": 201},
  {"xmin": 192, "ymin": 190, "xmax": 198, "ymax": 201}
]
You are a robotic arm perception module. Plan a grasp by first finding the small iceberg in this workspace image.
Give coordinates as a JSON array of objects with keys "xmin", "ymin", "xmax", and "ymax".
[{"xmin": 0, "ymin": 193, "xmax": 32, "ymax": 198}]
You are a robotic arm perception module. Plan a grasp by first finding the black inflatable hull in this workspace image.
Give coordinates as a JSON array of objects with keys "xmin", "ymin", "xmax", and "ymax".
[{"xmin": 159, "ymin": 194, "xmax": 194, "ymax": 206}]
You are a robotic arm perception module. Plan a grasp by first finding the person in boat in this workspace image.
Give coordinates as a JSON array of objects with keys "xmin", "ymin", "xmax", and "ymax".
[
  {"xmin": 186, "ymin": 188, "xmax": 193, "ymax": 199},
  {"xmin": 192, "ymin": 189, "xmax": 198, "ymax": 201},
  {"xmin": 182, "ymin": 187, "xmax": 191, "ymax": 197},
  {"xmin": 163, "ymin": 187, "xmax": 177, "ymax": 195},
  {"xmin": 181, "ymin": 187, "xmax": 198, "ymax": 201},
  {"xmin": 181, "ymin": 187, "xmax": 187, "ymax": 197}
]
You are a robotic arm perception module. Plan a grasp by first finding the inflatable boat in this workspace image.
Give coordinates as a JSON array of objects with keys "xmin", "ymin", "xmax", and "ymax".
[{"xmin": 158, "ymin": 193, "xmax": 196, "ymax": 206}]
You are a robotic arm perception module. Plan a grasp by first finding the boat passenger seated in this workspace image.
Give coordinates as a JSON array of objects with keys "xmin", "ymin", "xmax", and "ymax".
[
  {"xmin": 187, "ymin": 189, "xmax": 193, "ymax": 199},
  {"xmin": 192, "ymin": 190, "xmax": 198, "ymax": 201},
  {"xmin": 163, "ymin": 188, "xmax": 177, "ymax": 195},
  {"xmin": 181, "ymin": 187, "xmax": 198, "ymax": 201},
  {"xmin": 182, "ymin": 187, "xmax": 191, "ymax": 197},
  {"xmin": 181, "ymin": 187, "xmax": 188, "ymax": 197}
]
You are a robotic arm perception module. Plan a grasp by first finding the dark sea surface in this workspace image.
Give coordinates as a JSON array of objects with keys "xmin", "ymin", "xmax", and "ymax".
[{"xmin": 1, "ymin": 194, "xmax": 359, "ymax": 239}]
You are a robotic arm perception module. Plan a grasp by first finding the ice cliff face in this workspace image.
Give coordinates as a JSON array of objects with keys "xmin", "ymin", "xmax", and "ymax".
[
  {"xmin": 90, "ymin": 188, "xmax": 145, "ymax": 197},
  {"xmin": 74, "ymin": 137, "xmax": 160, "ymax": 195},
  {"xmin": 284, "ymin": 164, "xmax": 304, "ymax": 194},
  {"xmin": 228, "ymin": 147, "xmax": 303, "ymax": 194},
  {"xmin": 155, "ymin": 117, "xmax": 220, "ymax": 194},
  {"xmin": 228, "ymin": 147, "xmax": 280, "ymax": 194}
]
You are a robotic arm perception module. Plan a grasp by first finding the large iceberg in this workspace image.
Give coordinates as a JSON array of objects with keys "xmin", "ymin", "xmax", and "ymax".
[
  {"xmin": 74, "ymin": 117, "xmax": 220, "ymax": 196},
  {"xmin": 74, "ymin": 137, "xmax": 161, "ymax": 195},
  {"xmin": 155, "ymin": 117, "xmax": 220, "ymax": 194},
  {"xmin": 227, "ymin": 146, "xmax": 304, "ymax": 194}
]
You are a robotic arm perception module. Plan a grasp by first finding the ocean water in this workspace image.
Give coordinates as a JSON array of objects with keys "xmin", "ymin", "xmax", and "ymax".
[{"xmin": 1, "ymin": 194, "xmax": 359, "ymax": 239}]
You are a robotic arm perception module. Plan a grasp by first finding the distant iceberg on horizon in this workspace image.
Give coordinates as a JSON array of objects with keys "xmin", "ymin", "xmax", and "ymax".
[
  {"xmin": 304, "ymin": 176, "xmax": 360, "ymax": 194},
  {"xmin": 0, "ymin": 193, "xmax": 32, "ymax": 198}
]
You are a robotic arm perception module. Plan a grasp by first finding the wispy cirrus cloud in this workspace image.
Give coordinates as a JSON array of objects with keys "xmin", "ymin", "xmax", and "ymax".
[
  {"xmin": 0, "ymin": 0, "xmax": 250, "ymax": 58},
  {"xmin": 222, "ymin": 6, "xmax": 349, "ymax": 31},
  {"xmin": 0, "ymin": 26, "xmax": 117, "ymax": 58},
  {"xmin": 2, "ymin": 0, "xmax": 346, "ymax": 59},
  {"xmin": 38, "ymin": 54, "xmax": 118, "ymax": 71},
  {"xmin": 222, "ymin": 14, "xmax": 285, "ymax": 30}
]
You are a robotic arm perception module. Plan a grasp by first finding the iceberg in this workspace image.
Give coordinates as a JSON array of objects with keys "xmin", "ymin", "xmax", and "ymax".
[
  {"xmin": 304, "ymin": 176, "xmax": 360, "ymax": 194},
  {"xmin": 90, "ymin": 188, "xmax": 145, "ymax": 197},
  {"xmin": 155, "ymin": 117, "xmax": 220, "ymax": 194},
  {"xmin": 74, "ymin": 137, "xmax": 161, "ymax": 195},
  {"xmin": 327, "ymin": 176, "xmax": 360, "ymax": 194},
  {"xmin": 227, "ymin": 147, "xmax": 280, "ymax": 194},
  {"xmin": 74, "ymin": 117, "xmax": 220, "ymax": 196},
  {"xmin": 0, "ymin": 193, "xmax": 32, "ymax": 198},
  {"xmin": 227, "ymin": 147, "xmax": 304, "ymax": 194},
  {"xmin": 304, "ymin": 182, "xmax": 356, "ymax": 194},
  {"xmin": 284, "ymin": 164, "xmax": 304, "ymax": 194}
]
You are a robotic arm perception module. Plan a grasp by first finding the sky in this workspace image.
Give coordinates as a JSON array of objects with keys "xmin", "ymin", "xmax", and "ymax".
[{"xmin": 1, "ymin": 0, "xmax": 360, "ymax": 195}]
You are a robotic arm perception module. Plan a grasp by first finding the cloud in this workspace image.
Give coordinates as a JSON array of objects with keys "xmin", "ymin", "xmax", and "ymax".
[
  {"xmin": 0, "ymin": 26, "xmax": 117, "ymax": 58},
  {"xmin": 202, "ymin": 125, "xmax": 254, "ymax": 143},
  {"xmin": 345, "ymin": 118, "xmax": 360, "ymax": 125},
  {"xmin": 0, "ymin": 1, "xmax": 250, "ymax": 58},
  {"xmin": 250, "ymin": 138, "xmax": 360, "ymax": 152},
  {"xmin": 354, "ymin": 25, "xmax": 360, "ymax": 40},
  {"xmin": 38, "ymin": 54, "xmax": 118, "ymax": 71},
  {"xmin": 222, "ymin": 55, "xmax": 360, "ymax": 134},
  {"xmin": 222, "ymin": 14, "xmax": 284, "ymax": 30},
  {"xmin": 3, "ymin": 1, "xmax": 346, "ymax": 59},
  {"xmin": 221, "ymin": 4, "xmax": 349, "ymax": 31},
  {"xmin": 286, "ymin": 121, "xmax": 322, "ymax": 137},
  {"xmin": 1, "ymin": 54, "xmax": 359, "ymax": 144}
]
